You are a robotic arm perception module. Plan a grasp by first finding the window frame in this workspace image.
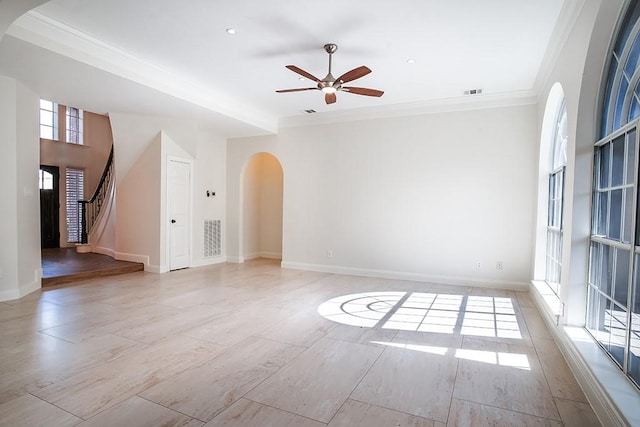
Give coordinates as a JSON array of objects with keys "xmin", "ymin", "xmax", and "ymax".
[
  {"xmin": 545, "ymin": 99, "xmax": 568, "ymax": 295},
  {"xmin": 65, "ymin": 167, "xmax": 85, "ymax": 243},
  {"xmin": 65, "ymin": 106, "xmax": 84, "ymax": 145},
  {"xmin": 588, "ymin": 119, "xmax": 640, "ymax": 387},
  {"xmin": 39, "ymin": 99, "xmax": 58, "ymax": 141}
]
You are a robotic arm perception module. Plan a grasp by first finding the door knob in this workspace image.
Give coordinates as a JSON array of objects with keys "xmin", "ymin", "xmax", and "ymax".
[{"xmin": 171, "ymin": 219, "xmax": 176, "ymax": 223}]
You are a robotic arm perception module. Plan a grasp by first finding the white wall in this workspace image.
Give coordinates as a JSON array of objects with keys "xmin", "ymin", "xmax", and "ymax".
[
  {"xmin": 534, "ymin": 0, "xmax": 622, "ymax": 325},
  {"xmin": 228, "ymin": 104, "xmax": 538, "ymax": 288},
  {"xmin": 531, "ymin": 2, "xmax": 640, "ymax": 426},
  {"xmin": 109, "ymin": 113, "xmax": 227, "ymax": 271},
  {"xmin": 0, "ymin": 75, "xmax": 41, "ymax": 301},
  {"xmin": 192, "ymin": 129, "xmax": 227, "ymax": 266}
]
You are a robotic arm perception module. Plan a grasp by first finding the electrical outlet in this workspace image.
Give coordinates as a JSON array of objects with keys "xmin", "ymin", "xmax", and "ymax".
[
  {"xmin": 475, "ymin": 261, "xmax": 481, "ymax": 269},
  {"xmin": 496, "ymin": 261, "xmax": 503, "ymax": 270},
  {"xmin": 327, "ymin": 250, "xmax": 333, "ymax": 258}
]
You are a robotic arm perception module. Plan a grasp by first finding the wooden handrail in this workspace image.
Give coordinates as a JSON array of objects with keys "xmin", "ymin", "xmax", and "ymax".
[{"xmin": 78, "ymin": 145, "xmax": 114, "ymax": 244}]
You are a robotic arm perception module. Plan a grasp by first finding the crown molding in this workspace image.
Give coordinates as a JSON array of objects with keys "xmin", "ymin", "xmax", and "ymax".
[
  {"xmin": 278, "ymin": 90, "xmax": 538, "ymax": 129},
  {"xmin": 533, "ymin": 0, "xmax": 587, "ymax": 99},
  {"xmin": 7, "ymin": 11, "xmax": 278, "ymax": 134}
]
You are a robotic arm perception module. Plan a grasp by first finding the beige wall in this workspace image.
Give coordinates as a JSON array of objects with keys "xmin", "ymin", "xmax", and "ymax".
[
  {"xmin": 39, "ymin": 107, "xmax": 113, "ymax": 247},
  {"xmin": 242, "ymin": 152, "xmax": 283, "ymax": 260}
]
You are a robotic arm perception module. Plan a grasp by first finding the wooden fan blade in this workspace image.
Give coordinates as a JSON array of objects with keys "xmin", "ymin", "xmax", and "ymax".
[
  {"xmin": 286, "ymin": 65, "xmax": 321, "ymax": 82},
  {"xmin": 276, "ymin": 87, "xmax": 318, "ymax": 93},
  {"xmin": 325, "ymin": 92, "xmax": 337, "ymax": 104},
  {"xmin": 342, "ymin": 86, "xmax": 384, "ymax": 97},
  {"xmin": 336, "ymin": 66, "xmax": 371, "ymax": 83}
]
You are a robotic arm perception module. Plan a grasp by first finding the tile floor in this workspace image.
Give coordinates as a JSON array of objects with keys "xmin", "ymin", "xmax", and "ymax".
[{"xmin": 0, "ymin": 259, "xmax": 601, "ymax": 426}]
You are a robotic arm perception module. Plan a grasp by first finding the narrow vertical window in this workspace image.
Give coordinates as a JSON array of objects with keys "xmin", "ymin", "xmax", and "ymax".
[
  {"xmin": 546, "ymin": 100, "xmax": 567, "ymax": 295},
  {"xmin": 66, "ymin": 107, "xmax": 83, "ymax": 145},
  {"xmin": 66, "ymin": 168, "xmax": 84, "ymax": 243},
  {"xmin": 39, "ymin": 99, "xmax": 58, "ymax": 140},
  {"xmin": 39, "ymin": 170, "xmax": 54, "ymax": 190}
]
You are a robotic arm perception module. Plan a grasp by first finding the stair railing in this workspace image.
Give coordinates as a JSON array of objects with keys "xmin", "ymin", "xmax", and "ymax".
[{"xmin": 78, "ymin": 146, "xmax": 114, "ymax": 244}]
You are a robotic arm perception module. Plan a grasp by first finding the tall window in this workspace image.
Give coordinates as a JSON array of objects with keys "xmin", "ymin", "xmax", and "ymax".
[
  {"xmin": 39, "ymin": 99, "xmax": 84, "ymax": 144},
  {"xmin": 66, "ymin": 168, "xmax": 84, "ymax": 243},
  {"xmin": 39, "ymin": 99, "xmax": 58, "ymax": 140},
  {"xmin": 590, "ymin": 0, "xmax": 640, "ymax": 388},
  {"xmin": 66, "ymin": 107, "xmax": 83, "ymax": 145},
  {"xmin": 546, "ymin": 100, "xmax": 568, "ymax": 295}
]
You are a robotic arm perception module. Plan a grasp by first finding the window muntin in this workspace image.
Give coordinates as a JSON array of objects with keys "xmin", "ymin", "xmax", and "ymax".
[
  {"xmin": 39, "ymin": 99, "xmax": 58, "ymax": 141},
  {"xmin": 40, "ymin": 99, "xmax": 85, "ymax": 144},
  {"xmin": 589, "ymin": 123, "xmax": 639, "ymax": 389},
  {"xmin": 545, "ymin": 100, "xmax": 567, "ymax": 294},
  {"xmin": 601, "ymin": 0, "xmax": 640, "ymax": 138},
  {"xmin": 66, "ymin": 107, "xmax": 83, "ymax": 145},
  {"xmin": 65, "ymin": 168, "xmax": 84, "ymax": 243}
]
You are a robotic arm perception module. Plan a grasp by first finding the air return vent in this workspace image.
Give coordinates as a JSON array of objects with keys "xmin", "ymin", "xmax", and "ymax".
[
  {"xmin": 464, "ymin": 88, "xmax": 483, "ymax": 95},
  {"xmin": 204, "ymin": 219, "xmax": 221, "ymax": 257}
]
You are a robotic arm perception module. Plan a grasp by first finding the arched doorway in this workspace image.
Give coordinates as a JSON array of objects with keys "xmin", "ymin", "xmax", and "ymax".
[{"xmin": 240, "ymin": 152, "xmax": 283, "ymax": 261}]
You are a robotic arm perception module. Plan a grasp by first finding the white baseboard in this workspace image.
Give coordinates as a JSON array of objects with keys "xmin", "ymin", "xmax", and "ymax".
[
  {"xmin": 227, "ymin": 256, "xmax": 244, "ymax": 263},
  {"xmin": 530, "ymin": 284, "xmax": 639, "ymax": 427},
  {"xmin": 281, "ymin": 261, "xmax": 529, "ymax": 290},
  {"xmin": 93, "ymin": 246, "xmax": 115, "ymax": 258},
  {"xmin": 0, "ymin": 279, "xmax": 41, "ymax": 302},
  {"xmin": 191, "ymin": 256, "xmax": 227, "ymax": 268},
  {"xmin": 258, "ymin": 251, "xmax": 282, "ymax": 259},
  {"xmin": 243, "ymin": 252, "xmax": 282, "ymax": 261},
  {"xmin": 113, "ymin": 251, "xmax": 155, "ymax": 272}
]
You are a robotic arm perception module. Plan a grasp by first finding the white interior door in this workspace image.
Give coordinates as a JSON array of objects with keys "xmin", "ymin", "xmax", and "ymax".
[{"xmin": 168, "ymin": 158, "xmax": 191, "ymax": 270}]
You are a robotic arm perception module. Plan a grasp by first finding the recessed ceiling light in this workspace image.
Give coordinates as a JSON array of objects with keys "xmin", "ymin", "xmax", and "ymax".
[
  {"xmin": 406, "ymin": 58, "xmax": 415, "ymax": 64},
  {"xmin": 299, "ymin": 77, "xmax": 306, "ymax": 81},
  {"xmin": 225, "ymin": 28, "xmax": 236, "ymax": 35}
]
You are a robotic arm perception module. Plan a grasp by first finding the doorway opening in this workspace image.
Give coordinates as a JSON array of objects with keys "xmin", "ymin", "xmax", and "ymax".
[{"xmin": 241, "ymin": 153, "xmax": 284, "ymax": 261}]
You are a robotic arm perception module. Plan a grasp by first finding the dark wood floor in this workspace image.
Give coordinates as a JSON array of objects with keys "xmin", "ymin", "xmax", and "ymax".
[{"xmin": 41, "ymin": 248, "xmax": 144, "ymax": 286}]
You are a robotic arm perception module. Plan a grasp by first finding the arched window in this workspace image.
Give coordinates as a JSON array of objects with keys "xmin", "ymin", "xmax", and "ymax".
[
  {"xmin": 589, "ymin": 0, "xmax": 640, "ymax": 388},
  {"xmin": 600, "ymin": 0, "xmax": 640, "ymax": 137},
  {"xmin": 546, "ymin": 99, "xmax": 567, "ymax": 295}
]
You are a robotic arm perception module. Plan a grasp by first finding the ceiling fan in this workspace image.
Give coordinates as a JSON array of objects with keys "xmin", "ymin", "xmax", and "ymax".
[{"xmin": 276, "ymin": 43, "xmax": 384, "ymax": 104}]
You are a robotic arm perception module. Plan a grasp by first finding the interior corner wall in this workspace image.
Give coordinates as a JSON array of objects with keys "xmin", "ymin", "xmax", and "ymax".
[
  {"xmin": 228, "ymin": 104, "xmax": 537, "ymax": 287},
  {"xmin": 0, "ymin": 75, "xmax": 41, "ymax": 301}
]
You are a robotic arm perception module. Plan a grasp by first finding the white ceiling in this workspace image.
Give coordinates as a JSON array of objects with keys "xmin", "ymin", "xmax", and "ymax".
[{"xmin": 0, "ymin": 0, "xmax": 573, "ymax": 138}]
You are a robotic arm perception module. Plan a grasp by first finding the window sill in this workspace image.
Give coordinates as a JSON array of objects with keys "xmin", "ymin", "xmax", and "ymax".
[
  {"xmin": 531, "ymin": 280, "xmax": 562, "ymax": 317},
  {"xmin": 530, "ymin": 282, "xmax": 640, "ymax": 426}
]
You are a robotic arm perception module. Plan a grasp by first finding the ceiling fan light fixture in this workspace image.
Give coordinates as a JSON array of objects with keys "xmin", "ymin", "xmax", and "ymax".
[{"xmin": 276, "ymin": 44, "xmax": 383, "ymax": 104}]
